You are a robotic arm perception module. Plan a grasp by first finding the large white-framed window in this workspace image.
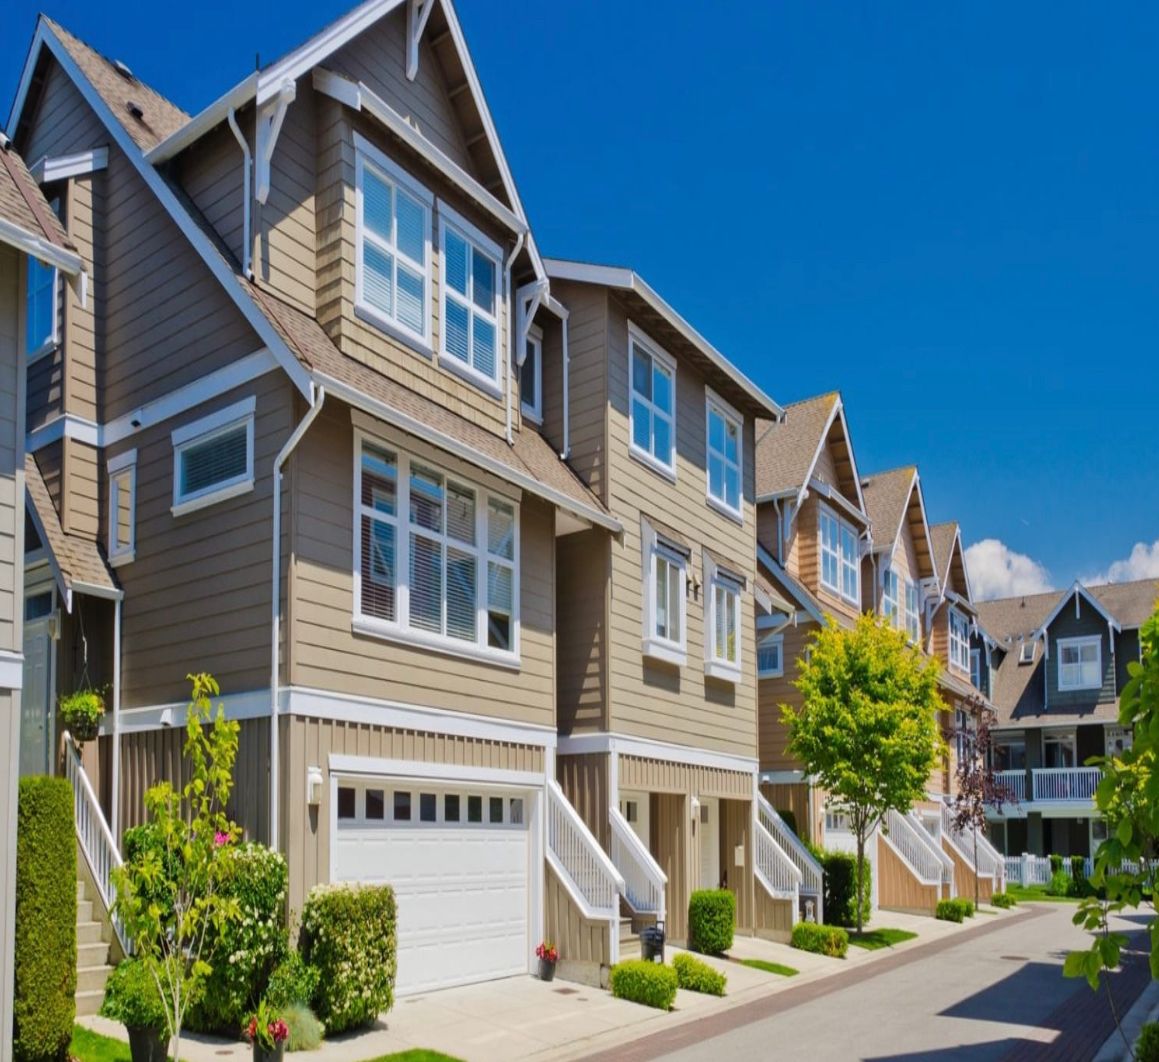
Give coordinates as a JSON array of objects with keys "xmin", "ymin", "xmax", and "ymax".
[
  {"xmin": 26, "ymin": 255, "xmax": 58, "ymax": 361},
  {"xmin": 970, "ymin": 648, "xmax": 982, "ymax": 690},
  {"xmin": 1058, "ymin": 635, "xmax": 1102, "ymax": 692},
  {"xmin": 628, "ymin": 324, "xmax": 676, "ymax": 478},
  {"xmin": 170, "ymin": 397, "xmax": 255, "ymax": 517},
  {"xmin": 705, "ymin": 389, "xmax": 742, "ymax": 520},
  {"xmin": 107, "ymin": 449, "xmax": 137, "ymax": 566},
  {"xmin": 520, "ymin": 324, "xmax": 542, "ymax": 423},
  {"xmin": 819, "ymin": 505, "xmax": 860, "ymax": 604},
  {"xmin": 353, "ymin": 434, "xmax": 520, "ymax": 664},
  {"xmin": 949, "ymin": 608, "xmax": 970, "ymax": 672},
  {"xmin": 904, "ymin": 579, "xmax": 920, "ymax": 643},
  {"xmin": 438, "ymin": 203, "xmax": 502, "ymax": 395},
  {"xmin": 882, "ymin": 568, "xmax": 900, "ymax": 628},
  {"xmin": 642, "ymin": 521, "xmax": 687, "ymax": 666},
  {"xmin": 704, "ymin": 556, "xmax": 742, "ymax": 683},
  {"xmin": 757, "ymin": 630, "xmax": 784, "ymax": 678},
  {"xmin": 354, "ymin": 135, "xmax": 434, "ymax": 352}
]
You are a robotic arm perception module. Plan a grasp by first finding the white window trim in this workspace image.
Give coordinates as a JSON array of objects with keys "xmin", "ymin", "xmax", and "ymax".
[
  {"xmin": 1057, "ymin": 634, "xmax": 1103, "ymax": 692},
  {"xmin": 26, "ymin": 256, "xmax": 59, "ymax": 364},
  {"xmin": 704, "ymin": 553, "xmax": 742, "ymax": 684},
  {"xmin": 818, "ymin": 503, "xmax": 860, "ymax": 605},
  {"xmin": 437, "ymin": 200, "xmax": 504, "ymax": 398},
  {"xmin": 758, "ymin": 630, "xmax": 784, "ymax": 679},
  {"xmin": 641, "ymin": 520, "xmax": 687, "ymax": 666},
  {"xmin": 949, "ymin": 608, "xmax": 970, "ymax": 673},
  {"xmin": 881, "ymin": 567, "xmax": 900, "ymax": 628},
  {"xmin": 352, "ymin": 430, "xmax": 521, "ymax": 667},
  {"xmin": 520, "ymin": 324, "xmax": 543, "ymax": 424},
  {"xmin": 904, "ymin": 579, "xmax": 920, "ymax": 643},
  {"xmin": 353, "ymin": 133, "xmax": 435, "ymax": 356},
  {"xmin": 970, "ymin": 647, "xmax": 982, "ymax": 690},
  {"xmin": 627, "ymin": 322, "xmax": 677, "ymax": 481},
  {"xmin": 704, "ymin": 387, "xmax": 743, "ymax": 524},
  {"xmin": 170, "ymin": 397, "xmax": 255, "ymax": 517},
  {"xmin": 107, "ymin": 448, "xmax": 137, "ymax": 567}
]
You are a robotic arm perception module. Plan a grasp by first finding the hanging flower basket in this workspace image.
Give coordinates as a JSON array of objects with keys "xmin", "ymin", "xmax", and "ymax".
[{"xmin": 60, "ymin": 688, "xmax": 105, "ymax": 744}]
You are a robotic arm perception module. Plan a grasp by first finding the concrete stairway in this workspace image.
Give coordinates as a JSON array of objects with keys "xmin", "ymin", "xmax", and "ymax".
[{"xmin": 75, "ymin": 877, "xmax": 113, "ymax": 1016}]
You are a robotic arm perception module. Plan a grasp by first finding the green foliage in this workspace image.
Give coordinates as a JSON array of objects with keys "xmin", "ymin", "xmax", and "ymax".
[
  {"xmin": 672, "ymin": 953, "xmax": 726, "ymax": 996},
  {"xmin": 58, "ymin": 688, "xmax": 105, "ymax": 739},
  {"xmin": 608, "ymin": 961, "xmax": 679, "ymax": 1010},
  {"xmin": 936, "ymin": 898, "xmax": 974, "ymax": 923},
  {"xmin": 790, "ymin": 922, "xmax": 849, "ymax": 958},
  {"xmin": 266, "ymin": 952, "xmax": 321, "ymax": 1009},
  {"xmin": 300, "ymin": 883, "xmax": 397, "ymax": 1034},
  {"xmin": 776, "ymin": 808, "xmax": 798, "ymax": 836},
  {"xmin": 1046, "ymin": 870, "xmax": 1072, "ymax": 897},
  {"xmin": 14, "ymin": 776, "xmax": 76, "ymax": 1062},
  {"xmin": 687, "ymin": 889, "xmax": 735, "ymax": 955},
  {"xmin": 111, "ymin": 674, "xmax": 243, "ymax": 1062},
  {"xmin": 819, "ymin": 851, "xmax": 872, "ymax": 928},
  {"xmin": 847, "ymin": 928, "xmax": 917, "ymax": 950},
  {"xmin": 1136, "ymin": 1022, "xmax": 1159, "ymax": 1062},
  {"xmin": 284, "ymin": 1002, "xmax": 325, "ymax": 1052},
  {"xmin": 737, "ymin": 958, "xmax": 798, "ymax": 976},
  {"xmin": 100, "ymin": 960, "xmax": 167, "ymax": 1030},
  {"xmin": 1049, "ymin": 854, "xmax": 1064, "ymax": 875},
  {"xmin": 188, "ymin": 842, "xmax": 289, "ymax": 1034},
  {"xmin": 991, "ymin": 891, "xmax": 1016, "ymax": 909},
  {"xmin": 783, "ymin": 614, "xmax": 944, "ymax": 932}
]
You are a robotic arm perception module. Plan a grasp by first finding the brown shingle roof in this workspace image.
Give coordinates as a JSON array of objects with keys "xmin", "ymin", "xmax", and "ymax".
[
  {"xmin": 861, "ymin": 466, "xmax": 916, "ymax": 550},
  {"xmin": 26, "ymin": 453, "xmax": 117, "ymax": 600},
  {"xmin": 755, "ymin": 392, "xmax": 838, "ymax": 499},
  {"xmin": 0, "ymin": 142, "xmax": 76, "ymax": 253},
  {"xmin": 1090, "ymin": 579, "xmax": 1159, "ymax": 629},
  {"xmin": 929, "ymin": 522, "xmax": 958, "ymax": 587},
  {"xmin": 975, "ymin": 590, "xmax": 1059, "ymax": 642}
]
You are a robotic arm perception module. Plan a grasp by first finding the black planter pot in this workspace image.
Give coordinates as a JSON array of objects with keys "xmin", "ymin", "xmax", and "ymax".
[
  {"xmin": 69, "ymin": 715, "xmax": 101, "ymax": 743},
  {"xmin": 538, "ymin": 957, "xmax": 557, "ymax": 982},
  {"xmin": 126, "ymin": 1025, "xmax": 168, "ymax": 1062},
  {"xmin": 253, "ymin": 1043, "xmax": 286, "ymax": 1062}
]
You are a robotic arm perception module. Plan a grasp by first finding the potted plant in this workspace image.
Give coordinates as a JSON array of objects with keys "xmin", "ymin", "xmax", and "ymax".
[
  {"xmin": 59, "ymin": 687, "xmax": 105, "ymax": 744},
  {"xmin": 99, "ymin": 959, "xmax": 169, "ymax": 1062},
  {"xmin": 536, "ymin": 940, "xmax": 559, "ymax": 982},
  {"xmin": 245, "ymin": 999, "xmax": 290, "ymax": 1062}
]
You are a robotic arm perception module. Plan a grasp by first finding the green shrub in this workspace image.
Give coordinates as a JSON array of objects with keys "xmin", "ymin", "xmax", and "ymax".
[
  {"xmin": 790, "ymin": 922, "xmax": 848, "ymax": 958},
  {"xmin": 121, "ymin": 823, "xmax": 178, "ymax": 923},
  {"xmin": 100, "ymin": 960, "xmax": 166, "ymax": 1030},
  {"xmin": 14, "ymin": 776, "xmax": 76, "ymax": 1062},
  {"xmin": 991, "ymin": 891, "xmax": 1016, "ymax": 909},
  {"xmin": 1067, "ymin": 856, "xmax": 1096, "ymax": 898},
  {"xmin": 609, "ymin": 961, "xmax": 679, "ymax": 1010},
  {"xmin": 188, "ymin": 842, "xmax": 289, "ymax": 1034},
  {"xmin": 266, "ymin": 952, "xmax": 321, "ymax": 1009},
  {"xmin": 672, "ymin": 953, "xmax": 726, "ymax": 996},
  {"xmin": 1045, "ymin": 869, "xmax": 1072, "ymax": 897},
  {"xmin": 1136, "ymin": 1021, "xmax": 1159, "ymax": 1062},
  {"xmin": 687, "ymin": 889, "xmax": 735, "ymax": 955},
  {"xmin": 820, "ymin": 851, "xmax": 872, "ymax": 928},
  {"xmin": 776, "ymin": 808, "xmax": 798, "ymax": 836},
  {"xmin": 1049, "ymin": 853, "xmax": 1064, "ymax": 875},
  {"xmin": 936, "ymin": 899, "xmax": 967, "ymax": 922},
  {"xmin": 960, "ymin": 899, "xmax": 975, "ymax": 918},
  {"xmin": 300, "ymin": 883, "xmax": 396, "ymax": 1035},
  {"xmin": 283, "ymin": 1002, "xmax": 325, "ymax": 1052}
]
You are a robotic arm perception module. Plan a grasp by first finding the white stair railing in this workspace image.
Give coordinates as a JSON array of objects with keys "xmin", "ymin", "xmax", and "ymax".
[
  {"xmin": 882, "ymin": 808, "xmax": 946, "ymax": 887},
  {"xmin": 909, "ymin": 811, "xmax": 956, "ymax": 894},
  {"xmin": 608, "ymin": 807, "xmax": 666, "ymax": 923},
  {"xmin": 756, "ymin": 795, "xmax": 824, "ymax": 922},
  {"xmin": 63, "ymin": 732, "xmax": 128, "ymax": 951},
  {"xmin": 754, "ymin": 819, "xmax": 802, "ymax": 903},
  {"xmin": 546, "ymin": 781, "xmax": 623, "ymax": 913},
  {"xmin": 938, "ymin": 801, "xmax": 999, "ymax": 881}
]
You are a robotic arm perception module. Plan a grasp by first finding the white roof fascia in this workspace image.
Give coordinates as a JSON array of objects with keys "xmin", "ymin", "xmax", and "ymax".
[
  {"xmin": 544, "ymin": 258, "xmax": 783, "ymax": 420},
  {"xmin": 834, "ymin": 403, "xmax": 868, "ymax": 516},
  {"xmin": 24, "ymin": 25, "xmax": 315, "ymax": 403},
  {"xmin": 23, "ymin": 487, "xmax": 69, "ymax": 611},
  {"xmin": 145, "ymin": 72, "xmax": 259, "ymax": 164},
  {"xmin": 1033, "ymin": 581, "xmax": 1121, "ymax": 640},
  {"xmin": 911, "ymin": 474, "xmax": 940, "ymax": 596},
  {"xmin": 6, "ymin": 20, "xmax": 51, "ymax": 137},
  {"xmin": 0, "ymin": 217, "xmax": 83, "ymax": 275},
  {"xmin": 793, "ymin": 398, "xmax": 868, "ymax": 520},
  {"xmin": 756, "ymin": 545, "xmax": 824, "ymax": 626}
]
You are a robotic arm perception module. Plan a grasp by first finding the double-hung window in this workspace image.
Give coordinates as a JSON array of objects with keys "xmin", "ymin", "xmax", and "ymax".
[
  {"xmin": 705, "ymin": 391, "xmax": 742, "ymax": 518},
  {"xmin": 949, "ymin": 608, "xmax": 970, "ymax": 672},
  {"xmin": 757, "ymin": 631, "xmax": 784, "ymax": 678},
  {"xmin": 26, "ymin": 194, "xmax": 62, "ymax": 359},
  {"xmin": 642, "ymin": 521, "xmax": 687, "ymax": 666},
  {"xmin": 629, "ymin": 326, "xmax": 675, "ymax": 477},
  {"xmin": 171, "ymin": 398, "xmax": 255, "ymax": 516},
  {"xmin": 905, "ymin": 580, "xmax": 920, "ymax": 642},
  {"xmin": 520, "ymin": 325, "xmax": 542, "ymax": 423},
  {"xmin": 355, "ymin": 438, "xmax": 519, "ymax": 661},
  {"xmin": 706, "ymin": 574, "xmax": 742, "ymax": 681},
  {"xmin": 970, "ymin": 648, "xmax": 982, "ymax": 690},
  {"xmin": 882, "ymin": 569, "xmax": 900, "ymax": 628},
  {"xmin": 819, "ymin": 506, "xmax": 860, "ymax": 604},
  {"xmin": 107, "ymin": 449, "xmax": 136, "ymax": 566},
  {"xmin": 439, "ymin": 205, "xmax": 501, "ymax": 393},
  {"xmin": 1058, "ymin": 635, "xmax": 1102, "ymax": 691},
  {"xmin": 355, "ymin": 138, "xmax": 433, "ymax": 350}
]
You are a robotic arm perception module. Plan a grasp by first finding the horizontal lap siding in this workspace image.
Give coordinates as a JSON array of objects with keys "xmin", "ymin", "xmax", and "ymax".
[
  {"xmin": 27, "ymin": 350, "xmax": 63, "ymax": 431},
  {"xmin": 556, "ymin": 528, "xmax": 608, "ymax": 735},
  {"xmin": 796, "ymin": 497, "xmax": 858, "ymax": 624},
  {"xmin": 0, "ymin": 254, "xmax": 19, "ymax": 655},
  {"xmin": 35, "ymin": 443, "xmax": 63, "ymax": 518},
  {"xmin": 1047, "ymin": 604, "xmax": 1118, "ymax": 709},
  {"xmin": 62, "ymin": 437, "xmax": 98, "ymax": 538},
  {"xmin": 64, "ymin": 174, "xmax": 98, "ymax": 422},
  {"xmin": 554, "ymin": 283, "xmax": 607, "ymax": 500},
  {"xmin": 288, "ymin": 401, "xmax": 557, "ymax": 730},
  {"xmin": 22, "ymin": 61, "xmax": 106, "ymax": 162},
  {"xmin": 179, "ymin": 121, "xmax": 246, "ymax": 278},
  {"xmin": 758, "ymin": 620, "xmax": 815, "ymax": 771}
]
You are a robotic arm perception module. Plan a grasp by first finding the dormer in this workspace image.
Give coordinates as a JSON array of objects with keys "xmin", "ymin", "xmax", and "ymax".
[
  {"xmin": 929, "ymin": 521, "xmax": 977, "ymax": 677},
  {"xmin": 1034, "ymin": 582, "xmax": 1120, "ymax": 709}
]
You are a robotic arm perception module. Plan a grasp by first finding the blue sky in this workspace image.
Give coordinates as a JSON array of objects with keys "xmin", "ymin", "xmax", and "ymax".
[{"xmin": 4, "ymin": 0, "xmax": 1157, "ymax": 596}]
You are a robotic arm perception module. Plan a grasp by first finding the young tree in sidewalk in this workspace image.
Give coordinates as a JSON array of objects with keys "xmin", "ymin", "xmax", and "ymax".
[
  {"xmin": 783, "ymin": 613, "xmax": 945, "ymax": 935},
  {"xmin": 950, "ymin": 706, "xmax": 1017, "ymax": 911}
]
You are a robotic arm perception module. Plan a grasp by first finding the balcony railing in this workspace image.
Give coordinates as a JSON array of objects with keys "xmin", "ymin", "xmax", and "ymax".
[
  {"xmin": 994, "ymin": 770, "xmax": 1026, "ymax": 804},
  {"xmin": 1032, "ymin": 767, "xmax": 1101, "ymax": 803}
]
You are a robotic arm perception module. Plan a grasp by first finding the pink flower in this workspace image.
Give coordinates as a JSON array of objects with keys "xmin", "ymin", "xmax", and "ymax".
[
  {"xmin": 269, "ymin": 1020, "xmax": 289, "ymax": 1044},
  {"xmin": 214, "ymin": 831, "xmax": 230, "ymax": 847}
]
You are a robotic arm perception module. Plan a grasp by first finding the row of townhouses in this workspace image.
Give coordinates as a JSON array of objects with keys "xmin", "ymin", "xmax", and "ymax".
[{"xmin": 0, "ymin": 0, "xmax": 1153, "ymax": 1016}]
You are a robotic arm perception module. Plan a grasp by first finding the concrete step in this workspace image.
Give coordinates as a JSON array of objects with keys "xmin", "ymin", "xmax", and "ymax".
[
  {"xmin": 77, "ymin": 941, "xmax": 111, "ymax": 970},
  {"xmin": 618, "ymin": 918, "xmax": 637, "ymax": 945},
  {"xmin": 77, "ymin": 920, "xmax": 105, "ymax": 946},
  {"xmin": 76, "ymin": 879, "xmax": 85, "ymax": 901},
  {"xmin": 76, "ymin": 964, "xmax": 113, "ymax": 995},
  {"xmin": 75, "ymin": 989, "xmax": 104, "ymax": 1017},
  {"xmin": 77, "ymin": 899, "xmax": 93, "ymax": 924},
  {"xmin": 619, "ymin": 938, "xmax": 641, "ymax": 960}
]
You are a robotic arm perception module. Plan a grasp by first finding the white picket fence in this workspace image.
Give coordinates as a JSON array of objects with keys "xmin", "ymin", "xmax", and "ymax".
[{"xmin": 1003, "ymin": 853, "xmax": 1159, "ymax": 886}]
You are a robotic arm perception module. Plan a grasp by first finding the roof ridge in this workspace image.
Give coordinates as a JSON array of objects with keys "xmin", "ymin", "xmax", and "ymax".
[{"xmin": 861, "ymin": 464, "xmax": 917, "ymax": 483}]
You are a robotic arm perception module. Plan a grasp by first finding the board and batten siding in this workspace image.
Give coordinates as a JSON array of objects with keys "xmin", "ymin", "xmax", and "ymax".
[
  {"xmin": 557, "ymin": 752, "xmax": 610, "ymax": 848},
  {"xmin": 877, "ymin": 835, "xmax": 940, "ymax": 915},
  {"xmin": 545, "ymin": 865, "xmax": 611, "ymax": 975},
  {"xmin": 286, "ymin": 400, "xmax": 557, "ymax": 729}
]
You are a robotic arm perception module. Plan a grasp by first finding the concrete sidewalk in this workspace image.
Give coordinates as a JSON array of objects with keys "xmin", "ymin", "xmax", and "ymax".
[{"xmin": 78, "ymin": 906, "xmax": 1018, "ymax": 1062}]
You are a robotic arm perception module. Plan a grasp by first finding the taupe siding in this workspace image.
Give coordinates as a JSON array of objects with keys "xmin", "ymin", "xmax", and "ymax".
[
  {"xmin": 35, "ymin": 443, "xmax": 63, "ymax": 519},
  {"xmin": 651, "ymin": 792, "xmax": 690, "ymax": 941},
  {"xmin": 721, "ymin": 798, "xmax": 755, "ymax": 930},
  {"xmin": 555, "ymin": 282, "xmax": 608, "ymax": 500},
  {"xmin": 792, "ymin": 496, "xmax": 859, "ymax": 625},
  {"xmin": 556, "ymin": 528, "xmax": 608, "ymax": 735},
  {"xmin": 760, "ymin": 782, "xmax": 817, "ymax": 845},
  {"xmin": 754, "ymin": 886, "xmax": 794, "ymax": 941},
  {"xmin": 557, "ymin": 752, "xmax": 609, "ymax": 847},
  {"xmin": 537, "ymin": 313, "xmax": 565, "ymax": 456},
  {"xmin": 288, "ymin": 401, "xmax": 558, "ymax": 729},
  {"xmin": 619, "ymin": 756, "xmax": 752, "ymax": 799},
  {"xmin": 63, "ymin": 173, "xmax": 98, "ymax": 421},
  {"xmin": 545, "ymin": 866, "xmax": 611, "ymax": 970},
  {"xmin": 758, "ymin": 619, "xmax": 816, "ymax": 772},
  {"xmin": 62, "ymin": 437, "xmax": 99, "ymax": 538},
  {"xmin": 877, "ymin": 836, "xmax": 939, "ymax": 915},
  {"xmin": 178, "ymin": 120, "xmax": 247, "ymax": 275},
  {"xmin": 26, "ymin": 348, "xmax": 63, "ymax": 431}
]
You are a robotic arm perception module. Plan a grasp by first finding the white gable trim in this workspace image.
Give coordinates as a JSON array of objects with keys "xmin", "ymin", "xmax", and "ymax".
[
  {"xmin": 29, "ymin": 146, "xmax": 108, "ymax": 183},
  {"xmin": 1033, "ymin": 581, "xmax": 1121, "ymax": 641},
  {"xmin": 756, "ymin": 545, "xmax": 824, "ymax": 625},
  {"xmin": 792, "ymin": 398, "xmax": 867, "ymax": 517},
  {"xmin": 0, "ymin": 217, "xmax": 83, "ymax": 276}
]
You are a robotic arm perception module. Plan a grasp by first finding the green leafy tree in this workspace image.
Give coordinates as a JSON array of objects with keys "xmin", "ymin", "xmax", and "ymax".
[
  {"xmin": 1065, "ymin": 603, "xmax": 1159, "ymax": 1057},
  {"xmin": 783, "ymin": 613, "xmax": 945, "ymax": 934},
  {"xmin": 112, "ymin": 674, "xmax": 242, "ymax": 1061}
]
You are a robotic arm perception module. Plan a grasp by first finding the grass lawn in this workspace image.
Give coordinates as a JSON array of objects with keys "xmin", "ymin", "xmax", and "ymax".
[
  {"xmin": 1006, "ymin": 884, "xmax": 1080, "ymax": 904},
  {"xmin": 364, "ymin": 1052, "xmax": 466, "ymax": 1062},
  {"xmin": 736, "ymin": 958, "xmax": 799, "ymax": 977},
  {"xmin": 70, "ymin": 1026, "xmax": 183, "ymax": 1062},
  {"xmin": 848, "ymin": 928, "xmax": 919, "ymax": 951}
]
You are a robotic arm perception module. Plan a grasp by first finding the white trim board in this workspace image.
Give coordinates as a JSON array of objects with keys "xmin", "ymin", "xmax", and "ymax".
[
  {"xmin": 26, "ymin": 413, "xmax": 100, "ymax": 452},
  {"xmin": 328, "ymin": 754, "xmax": 544, "ymax": 790},
  {"xmin": 104, "ymin": 688, "xmax": 271, "ymax": 735},
  {"xmin": 0, "ymin": 217, "xmax": 84, "ymax": 276},
  {"xmin": 0, "ymin": 649, "xmax": 25, "ymax": 691},
  {"xmin": 557, "ymin": 732, "xmax": 757, "ymax": 776},
  {"xmin": 29, "ymin": 146, "xmax": 108, "ymax": 183}
]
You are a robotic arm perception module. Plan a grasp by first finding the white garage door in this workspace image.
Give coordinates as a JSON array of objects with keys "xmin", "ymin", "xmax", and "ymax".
[{"xmin": 333, "ymin": 780, "xmax": 530, "ymax": 995}]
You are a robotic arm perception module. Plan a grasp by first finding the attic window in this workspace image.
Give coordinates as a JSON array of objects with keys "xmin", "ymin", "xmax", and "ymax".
[
  {"xmin": 112, "ymin": 59, "xmax": 135, "ymax": 81},
  {"xmin": 1018, "ymin": 641, "xmax": 1036, "ymax": 665}
]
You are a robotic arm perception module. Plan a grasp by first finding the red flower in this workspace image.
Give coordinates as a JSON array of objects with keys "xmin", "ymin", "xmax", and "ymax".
[
  {"xmin": 245, "ymin": 1018, "xmax": 258, "ymax": 1043},
  {"xmin": 268, "ymin": 1019, "xmax": 289, "ymax": 1044},
  {"xmin": 536, "ymin": 941, "xmax": 558, "ymax": 963}
]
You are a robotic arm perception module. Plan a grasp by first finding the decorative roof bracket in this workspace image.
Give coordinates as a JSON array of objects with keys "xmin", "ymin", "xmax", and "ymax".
[
  {"xmin": 255, "ymin": 79, "xmax": 296, "ymax": 204},
  {"xmin": 407, "ymin": 0, "xmax": 437, "ymax": 81}
]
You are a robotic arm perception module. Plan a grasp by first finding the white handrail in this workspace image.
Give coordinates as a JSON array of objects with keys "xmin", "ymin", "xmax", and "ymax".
[
  {"xmin": 609, "ymin": 806, "xmax": 666, "ymax": 922},
  {"xmin": 909, "ymin": 811, "xmax": 956, "ymax": 892},
  {"xmin": 1032, "ymin": 767, "xmax": 1101, "ymax": 802},
  {"xmin": 63, "ymin": 733, "xmax": 128, "ymax": 951},
  {"xmin": 545, "ymin": 780, "xmax": 623, "ymax": 918},
  {"xmin": 939, "ymin": 801, "xmax": 999, "ymax": 881},
  {"xmin": 994, "ymin": 769, "xmax": 1027, "ymax": 804},
  {"xmin": 756, "ymin": 794, "xmax": 824, "ymax": 904},
  {"xmin": 754, "ymin": 819, "xmax": 802, "ymax": 900},
  {"xmin": 883, "ymin": 808, "xmax": 945, "ymax": 887}
]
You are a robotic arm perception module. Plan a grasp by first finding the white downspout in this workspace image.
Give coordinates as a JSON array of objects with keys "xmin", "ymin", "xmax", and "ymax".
[
  {"xmin": 110, "ymin": 597, "xmax": 122, "ymax": 841},
  {"xmin": 226, "ymin": 108, "xmax": 253, "ymax": 279},
  {"xmin": 504, "ymin": 232, "xmax": 526, "ymax": 446},
  {"xmin": 560, "ymin": 304, "xmax": 570, "ymax": 460},
  {"xmin": 270, "ymin": 385, "xmax": 325, "ymax": 850}
]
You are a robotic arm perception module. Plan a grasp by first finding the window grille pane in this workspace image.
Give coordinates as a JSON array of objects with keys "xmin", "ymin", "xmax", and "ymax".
[
  {"xmin": 396, "ymin": 264, "xmax": 424, "ymax": 335},
  {"xmin": 337, "ymin": 787, "xmax": 355, "ymax": 819},
  {"xmin": 446, "ymin": 482, "xmax": 476, "ymax": 545},
  {"xmin": 366, "ymin": 789, "xmax": 385, "ymax": 820},
  {"xmin": 488, "ymin": 499, "xmax": 515, "ymax": 560},
  {"xmin": 509, "ymin": 798, "xmax": 524, "ymax": 825},
  {"xmin": 444, "ymin": 229, "xmax": 469, "ymax": 295},
  {"xmin": 362, "ymin": 242, "xmax": 394, "ymax": 317},
  {"xmin": 363, "ymin": 169, "xmax": 393, "ymax": 241},
  {"xmin": 631, "ymin": 399, "xmax": 651, "ymax": 451},
  {"xmin": 361, "ymin": 445, "xmax": 397, "ymax": 514},
  {"xmin": 724, "ymin": 419, "xmax": 739, "ymax": 463},
  {"xmin": 410, "ymin": 465, "xmax": 444, "ymax": 532},
  {"xmin": 446, "ymin": 548, "xmax": 477, "ymax": 641},
  {"xmin": 655, "ymin": 556, "xmax": 669, "ymax": 638},
  {"xmin": 472, "ymin": 247, "xmax": 496, "ymax": 311},
  {"xmin": 361, "ymin": 517, "xmax": 396, "ymax": 620},
  {"xmin": 467, "ymin": 795, "xmax": 482, "ymax": 823},
  {"xmin": 489, "ymin": 796, "xmax": 504, "ymax": 823},
  {"xmin": 444, "ymin": 793, "xmax": 460, "ymax": 822},
  {"xmin": 652, "ymin": 414, "xmax": 671, "ymax": 465},
  {"xmin": 488, "ymin": 560, "xmax": 513, "ymax": 650},
  {"xmin": 472, "ymin": 317, "xmax": 496, "ymax": 379},
  {"xmin": 444, "ymin": 297, "xmax": 470, "ymax": 363},
  {"xmin": 396, "ymin": 189, "xmax": 425, "ymax": 263},
  {"xmin": 520, "ymin": 344, "xmax": 538, "ymax": 407},
  {"xmin": 667, "ymin": 561, "xmax": 682, "ymax": 641},
  {"xmin": 180, "ymin": 424, "xmax": 247, "ymax": 497},
  {"xmin": 113, "ymin": 470, "xmax": 133, "ymax": 551},
  {"xmin": 725, "ymin": 466, "xmax": 739, "ymax": 510},
  {"xmin": 708, "ymin": 409, "xmax": 725, "ymax": 453},
  {"xmin": 632, "ymin": 348, "xmax": 652, "ymax": 400},
  {"xmin": 652, "ymin": 364, "xmax": 671, "ymax": 414},
  {"xmin": 394, "ymin": 791, "xmax": 411, "ymax": 821},
  {"xmin": 708, "ymin": 456, "xmax": 723, "ymax": 500},
  {"xmin": 26, "ymin": 258, "xmax": 55, "ymax": 354},
  {"xmin": 410, "ymin": 533, "xmax": 443, "ymax": 633},
  {"xmin": 420, "ymin": 793, "xmax": 437, "ymax": 822},
  {"xmin": 488, "ymin": 609, "xmax": 511, "ymax": 651}
]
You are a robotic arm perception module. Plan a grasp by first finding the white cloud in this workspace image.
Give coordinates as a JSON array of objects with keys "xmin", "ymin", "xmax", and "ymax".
[
  {"xmin": 964, "ymin": 539, "xmax": 1054, "ymax": 602},
  {"xmin": 1087, "ymin": 539, "xmax": 1159, "ymax": 585}
]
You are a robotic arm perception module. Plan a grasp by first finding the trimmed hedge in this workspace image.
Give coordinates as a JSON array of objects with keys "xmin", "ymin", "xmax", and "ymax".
[
  {"xmin": 672, "ymin": 953, "xmax": 726, "ymax": 996},
  {"xmin": 990, "ymin": 891, "xmax": 1016, "ymax": 909},
  {"xmin": 14, "ymin": 776, "xmax": 76, "ymax": 1062},
  {"xmin": 688, "ymin": 889, "xmax": 735, "ymax": 956},
  {"xmin": 266, "ymin": 952, "xmax": 321, "ymax": 1009},
  {"xmin": 301, "ymin": 883, "xmax": 396, "ymax": 1034},
  {"xmin": 820, "ymin": 851, "xmax": 872, "ymax": 929},
  {"xmin": 1137, "ymin": 1021, "xmax": 1159, "ymax": 1062},
  {"xmin": 100, "ymin": 959, "xmax": 166, "ymax": 1030},
  {"xmin": 936, "ymin": 898, "xmax": 974, "ymax": 923},
  {"xmin": 790, "ymin": 922, "xmax": 848, "ymax": 958},
  {"xmin": 609, "ymin": 960, "xmax": 679, "ymax": 1010}
]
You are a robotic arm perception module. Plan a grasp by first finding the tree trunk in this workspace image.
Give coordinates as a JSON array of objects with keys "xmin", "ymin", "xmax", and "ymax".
[
  {"xmin": 973, "ymin": 825, "xmax": 981, "ymax": 911},
  {"xmin": 856, "ymin": 833, "xmax": 865, "ymax": 935}
]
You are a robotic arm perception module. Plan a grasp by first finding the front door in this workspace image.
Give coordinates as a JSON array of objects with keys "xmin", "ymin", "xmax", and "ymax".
[
  {"xmin": 20, "ymin": 613, "xmax": 53, "ymax": 776},
  {"xmin": 698, "ymin": 797, "xmax": 720, "ymax": 890}
]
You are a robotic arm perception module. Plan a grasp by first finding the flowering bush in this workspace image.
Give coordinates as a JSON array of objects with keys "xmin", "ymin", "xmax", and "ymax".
[
  {"xmin": 300, "ymin": 883, "xmax": 396, "ymax": 1035},
  {"xmin": 535, "ymin": 941, "xmax": 558, "ymax": 964},
  {"xmin": 245, "ymin": 1000, "xmax": 290, "ymax": 1049}
]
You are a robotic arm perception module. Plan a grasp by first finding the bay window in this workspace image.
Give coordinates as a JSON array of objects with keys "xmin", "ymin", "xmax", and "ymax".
[{"xmin": 819, "ymin": 505, "xmax": 860, "ymax": 604}]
